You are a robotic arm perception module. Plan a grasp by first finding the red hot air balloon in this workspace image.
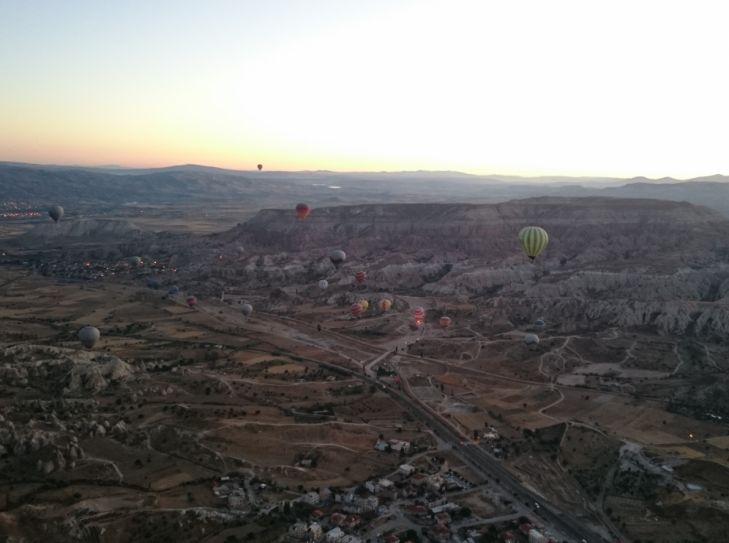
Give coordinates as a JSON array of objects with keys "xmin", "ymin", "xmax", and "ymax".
[
  {"xmin": 412, "ymin": 307, "xmax": 425, "ymax": 327},
  {"xmin": 355, "ymin": 271, "xmax": 367, "ymax": 284},
  {"xmin": 295, "ymin": 203, "xmax": 310, "ymax": 220},
  {"xmin": 257, "ymin": 164, "xmax": 263, "ymax": 171},
  {"xmin": 186, "ymin": 296, "xmax": 198, "ymax": 308},
  {"xmin": 351, "ymin": 302, "xmax": 363, "ymax": 318},
  {"xmin": 439, "ymin": 316, "xmax": 452, "ymax": 328}
]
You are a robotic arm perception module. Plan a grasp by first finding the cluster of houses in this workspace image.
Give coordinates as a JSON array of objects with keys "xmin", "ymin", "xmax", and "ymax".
[
  {"xmin": 374, "ymin": 438, "xmax": 412, "ymax": 453},
  {"xmin": 284, "ymin": 456, "xmax": 481, "ymax": 543},
  {"xmin": 289, "ymin": 516, "xmax": 364, "ymax": 543},
  {"xmin": 499, "ymin": 522, "xmax": 554, "ymax": 543},
  {"xmin": 212, "ymin": 477, "xmax": 249, "ymax": 510},
  {"xmin": 210, "ymin": 444, "xmax": 557, "ymax": 543},
  {"xmin": 0, "ymin": 209, "xmax": 42, "ymax": 219},
  {"xmin": 33, "ymin": 254, "xmax": 172, "ymax": 282},
  {"xmin": 287, "ymin": 487, "xmax": 375, "ymax": 543}
]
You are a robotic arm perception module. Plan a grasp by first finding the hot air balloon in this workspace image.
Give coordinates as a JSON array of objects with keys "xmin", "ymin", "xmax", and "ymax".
[
  {"xmin": 318, "ymin": 279, "xmax": 329, "ymax": 290},
  {"xmin": 412, "ymin": 307, "xmax": 425, "ymax": 327},
  {"xmin": 351, "ymin": 302, "xmax": 363, "ymax": 318},
  {"xmin": 358, "ymin": 299, "xmax": 369, "ymax": 312},
  {"xmin": 257, "ymin": 164, "xmax": 263, "ymax": 171},
  {"xmin": 524, "ymin": 333, "xmax": 540, "ymax": 346},
  {"xmin": 241, "ymin": 303, "xmax": 253, "ymax": 316},
  {"xmin": 535, "ymin": 318, "xmax": 545, "ymax": 328},
  {"xmin": 518, "ymin": 226, "xmax": 549, "ymax": 260},
  {"xmin": 329, "ymin": 249, "xmax": 346, "ymax": 267},
  {"xmin": 295, "ymin": 203, "xmax": 310, "ymax": 220},
  {"xmin": 78, "ymin": 326, "xmax": 100, "ymax": 349},
  {"xmin": 379, "ymin": 298, "xmax": 392, "ymax": 312},
  {"xmin": 186, "ymin": 296, "xmax": 198, "ymax": 308},
  {"xmin": 48, "ymin": 205, "xmax": 64, "ymax": 223},
  {"xmin": 355, "ymin": 271, "xmax": 367, "ymax": 284},
  {"xmin": 439, "ymin": 316, "xmax": 452, "ymax": 328}
]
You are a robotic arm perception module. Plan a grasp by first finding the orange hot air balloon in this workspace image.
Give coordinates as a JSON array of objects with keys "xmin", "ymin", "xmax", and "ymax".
[
  {"xmin": 355, "ymin": 271, "xmax": 367, "ymax": 284},
  {"xmin": 379, "ymin": 298, "xmax": 392, "ymax": 312},
  {"xmin": 257, "ymin": 164, "xmax": 263, "ymax": 171},
  {"xmin": 186, "ymin": 296, "xmax": 198, "ymax": 308},
  {"xmin": 439, "ymin": 316, "xmax": 452, "ymax": 328},
  {"xmin": 295, "ymin": 203, "xmax": 310, "ymax": 220},
  {"xmin": 351, "ymin": 302, "xmax": 363, "ymax": 317}
]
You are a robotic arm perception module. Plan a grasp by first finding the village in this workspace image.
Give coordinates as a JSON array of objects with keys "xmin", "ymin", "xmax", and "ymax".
[{"xmin": 205, "ymin": 432, "xmax": 557, "ymax": 543}]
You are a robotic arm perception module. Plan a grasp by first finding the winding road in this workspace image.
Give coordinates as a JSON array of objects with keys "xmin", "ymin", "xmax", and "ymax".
[{"xmin": 193, "ymin": 299, "xmax": 613, "ymax": 542}]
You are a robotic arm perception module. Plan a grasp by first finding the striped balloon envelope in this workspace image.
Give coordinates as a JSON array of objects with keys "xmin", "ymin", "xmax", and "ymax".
[
  {"xmin": 518, "ymin": 226, "xmax": 549, "ymax": 260},
  {"xmin": 355, "ymin": 271, "xmax": 367, "ymax": 284},
  {"xmin": 412, "ymin": 307, "xmax": 425, "ymax": 326}
]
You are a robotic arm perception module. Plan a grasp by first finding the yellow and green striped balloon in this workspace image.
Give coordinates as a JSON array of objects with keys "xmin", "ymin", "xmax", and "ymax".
[{"xmin": 518, "ymin": 226, "xmax": 549, "ymax": 260}]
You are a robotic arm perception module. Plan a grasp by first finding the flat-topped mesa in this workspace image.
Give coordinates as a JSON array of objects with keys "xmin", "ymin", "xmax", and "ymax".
[{"xmin": 219, "ymin": 197, "xmax": 729, "ymax": 269}]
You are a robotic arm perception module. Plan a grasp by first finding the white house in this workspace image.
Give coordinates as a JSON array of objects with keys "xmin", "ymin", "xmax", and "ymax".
[
  {"xmin": 302, "ymin": 491, "xmax": 320, "ymax": 506},
  {"xmin": 399, "ymin": 464, "xmax": 416, "ymax": 476},
  {"xmin": 308, "ymin": 523, "xmax": 323, "ymax": 541}
]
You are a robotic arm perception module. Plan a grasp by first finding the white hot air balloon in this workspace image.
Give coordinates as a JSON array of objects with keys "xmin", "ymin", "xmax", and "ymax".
[{"xmin": 329, "ymin": 249, "xmax": 346, "ymax": 267}]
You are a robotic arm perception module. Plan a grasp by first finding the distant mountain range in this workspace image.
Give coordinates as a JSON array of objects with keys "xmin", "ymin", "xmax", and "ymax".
[{"xmin": 2, "ymin": 161, "xmax": 729, "ymax": 217}]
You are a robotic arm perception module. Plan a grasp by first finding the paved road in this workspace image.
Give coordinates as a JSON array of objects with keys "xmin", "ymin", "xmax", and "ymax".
[
  {"xmin": 391, "ymin": 385, "xmax": 607, "ymax": 543},
  {"xmin": 207, "ymin": 307, "xmax": 611, "ymax": 542},
  {"xmin": 292, "ymin": 350, "xmax": 608, "ymax": 543}
]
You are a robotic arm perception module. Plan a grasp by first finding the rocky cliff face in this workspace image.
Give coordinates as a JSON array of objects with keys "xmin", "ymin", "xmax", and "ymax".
[
  {"xmin": 220, "ymin": 197, "xmax": 729, "ymax": 268},
  {"xmin": 0, "ymin": 411, "xmax": 85, "ymax": 475},
  {"xmin": 0, "ymin": 345, "xmax": 134, "ymax": 395},
  {"xmin": 209, "ymin": 198, "xmax": 729, "ymax": 339}
]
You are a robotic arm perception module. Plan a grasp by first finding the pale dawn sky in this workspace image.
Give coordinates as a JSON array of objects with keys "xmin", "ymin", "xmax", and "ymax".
[{"xmin": 0, "ymin": 0, "xmax": 727, "ymax": 177}]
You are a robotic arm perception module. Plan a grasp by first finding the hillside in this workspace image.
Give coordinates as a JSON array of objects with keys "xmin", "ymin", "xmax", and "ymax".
[
  {"xmin": 203, "ymin": 198, "xmax": 729, "ymax": 341},
  {"xmin": 600, "ymin": 181, "xmax": 729, "ymax": 216},
  {"xmin": 18, "ymin": 219, "xmax": 142, "ymax": 242},
  {"xmin": 218, "ymin": 197, "xmax": 729, "ymax": 269},
  {"xmin": 4, "ymin": 161, "xmax": 729, "ymax": 217}
]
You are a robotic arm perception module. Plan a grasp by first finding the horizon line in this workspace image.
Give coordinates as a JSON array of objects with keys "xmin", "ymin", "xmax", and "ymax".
[{"xmin": 0, "ymin": 159, "xmax": 726, "ymax": 182}]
